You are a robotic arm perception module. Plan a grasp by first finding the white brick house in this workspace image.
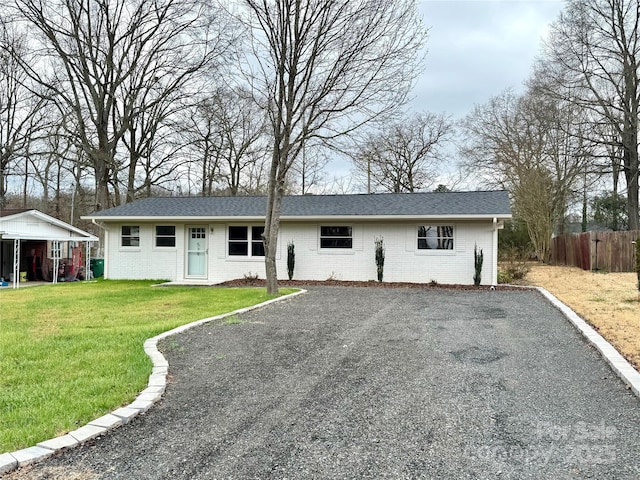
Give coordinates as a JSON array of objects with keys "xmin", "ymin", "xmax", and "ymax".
[{"xmin": 82, "ymin": 191, "xmax": 511, "ymax": 285}]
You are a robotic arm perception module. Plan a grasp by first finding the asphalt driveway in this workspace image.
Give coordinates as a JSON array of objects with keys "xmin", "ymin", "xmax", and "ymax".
[{"xmin": 9, "ymin": 287, "xmax": 640, "ymax": 479}]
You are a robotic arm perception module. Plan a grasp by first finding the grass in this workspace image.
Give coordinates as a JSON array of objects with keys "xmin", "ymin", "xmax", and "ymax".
[
  {"xmin": 526, "ymin": 264, "xmax": 640, "ymax": 371},
  {"xmin": 0, "ymin": 280, "xmax": 294, "ymax": 453}
]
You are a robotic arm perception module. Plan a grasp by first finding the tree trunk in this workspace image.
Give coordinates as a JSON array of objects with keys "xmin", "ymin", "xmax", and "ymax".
[
  {"xmin": 94, "ymin": 156, "xmax": 111, "ymax": 211},
  {"xmin": 263, "ymin": 149, "xmax": 284, "ymax": 295},
  {"xmin": 126, "ymin": 128, "xmax": 138, "ymax": 203},
  {"xmin": 622, "ymin": 52, "xmax": 639, "ymax": 231},
  {"xmin": 22, "ymin": 153, "xmax": 28, "ymax": 207},
  {"xmin": 0, "ymin": 156, "xmax": 7, "ymax": 208},
  {"xmin": 625, "ymin": 145, "xmax": 639, "ymax": 230}
]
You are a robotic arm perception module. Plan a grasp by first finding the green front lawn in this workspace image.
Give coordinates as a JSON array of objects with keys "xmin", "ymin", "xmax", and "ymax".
[{"xmin": 0, "ymin": 281, "xmax": 291, "ymax": 452}]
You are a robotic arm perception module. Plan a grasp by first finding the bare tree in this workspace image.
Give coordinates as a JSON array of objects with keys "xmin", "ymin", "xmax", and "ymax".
[
  {"xmin": 0, "ymin": 19, "xmax": 46, "ymax": 207},
  {"xmin": 352, "ymin": 111, "xmax": 452, "ymax": 193},
  {"xmin": 181, "ymin": 87, "xmax": 268, "ymax": 196},
  {"xmin": 239, "ymin": 0, "xmax": 427, "ymax": 293},
  {"xmin": 12, "ymin": 0, "xmax": 231, "ymax": 210},
  {"xmin": 119, "ymin": 98, "xmax": 191, "ymax": 200},
  {"xmin": 289, "ymin": 144, "xmax": 329, "ymax": 194},
  {"xmin": 182, "ymin": 98, "xmax": 225, "ymax": 196},
  {"xmin": 539, "ymin": 0, "xmax": 640, "ymax": 230},
  {"xmin": 461, "ymin": 89, "xmax": 589, "ymax": 262},
  {"xmin": 212, "ymin": 88, "xmax": 268, "ymax": 195}
]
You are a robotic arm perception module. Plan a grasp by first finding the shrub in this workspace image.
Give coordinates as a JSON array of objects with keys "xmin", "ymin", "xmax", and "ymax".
[
  {"xmin": 375, "ymin": 237, "xmax": 385, "ymax": 282},
  {"xmin": 474, "ymin": 244, "xmax": 483, "ymax": 286},
  {"xmin": 497, "ymin": 271, "xmax": 513, "ymax": 284},
  {"xmin": 242, "ymin": 272, "xmax": 260, "ymax": 282},
  {"xmin": 498, "ymin": 218, "xmax": 533, "ymax": 259},
  {"xmin": 287, "ymin": 242, "xmax": 295, "ymax": 280},
  {"xmin": 499, "ymin": 247, "xmax": 531, "ymax": 283}
]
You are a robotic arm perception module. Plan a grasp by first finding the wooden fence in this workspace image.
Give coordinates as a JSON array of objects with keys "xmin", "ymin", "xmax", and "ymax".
[{"xmin": 550, "ymin": 230, "xmax": 640, "ymax": 272}]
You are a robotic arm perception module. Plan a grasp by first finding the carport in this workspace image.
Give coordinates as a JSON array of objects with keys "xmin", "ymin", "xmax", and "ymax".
[{"xmin": 0, "ymin": 209, "xmax": 98, "ymax": 289}]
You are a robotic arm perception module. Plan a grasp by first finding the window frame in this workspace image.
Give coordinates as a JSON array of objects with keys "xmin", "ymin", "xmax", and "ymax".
[
  {"xmin": 319, "ymin": 225, "xmax": 353, "ymax": 250},
  {"xmin": 416, "ymin": 225, "xmax": 455, "ymax": 251},
  {"xmin": 120, "ymin": 225, "xmax": 140, "ymax": 248},
  {"xmin": 154, "ymin": 225, "xmax": 176, "ymax": 248},
  {"xmin": 227, "ymin": 225, "xmax": 265, "ymax": 258}
]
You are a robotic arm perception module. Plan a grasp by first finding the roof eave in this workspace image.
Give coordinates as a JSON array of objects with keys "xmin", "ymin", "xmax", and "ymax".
[
  {"xmin": 1, "ymin": 234, "xmax": 98, "ymax": 241},
  {"xmin": 2, "ymin": 210, "xmax": 97, "ymax": 239},
  {"xmin": 83, "ymin": 213, "xmax": 512, "ymax": 222}
]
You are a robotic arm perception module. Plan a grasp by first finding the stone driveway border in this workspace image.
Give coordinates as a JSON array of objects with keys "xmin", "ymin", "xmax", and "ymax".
[
  {"xmin": 537, "ymin": 287, "xmax": 640, "ymax": 398},
  {"xmin": 36, "ymin": 434, "xmax": 78, "ymax": 451},
  {"xmin": 0, "ymin": 289, "xmax": 307, "ymax": 476},
  {"xmin": 7, "ymin": 447, "xmax": 54, "ymax": 466},
  {"xmin": 0, "ymin": 453, "xmax": 18, "ymax": 475}
]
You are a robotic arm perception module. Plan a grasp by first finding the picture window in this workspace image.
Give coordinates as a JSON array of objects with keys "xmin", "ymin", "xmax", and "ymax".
[{"xmin": 417, "ymin": 225, "xmax": 454, "ymax": 250}]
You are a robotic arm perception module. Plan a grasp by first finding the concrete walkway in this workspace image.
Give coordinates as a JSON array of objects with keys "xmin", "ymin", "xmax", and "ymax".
[{"xmin": 5, "ymin": 287, "xmax": 640, "ymax": 479}]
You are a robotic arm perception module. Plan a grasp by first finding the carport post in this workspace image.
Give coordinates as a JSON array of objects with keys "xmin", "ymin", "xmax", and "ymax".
[
  {"xmin": 12, "ymin": 238, "xmax": 20, "ymax": 289},
  {"xmin": 52, "ymin": 240, "xmax": 60, "ymax": 285},
  {"xmin": 85, "ymin": 242, "xmax": 91, "ymax": 281}
]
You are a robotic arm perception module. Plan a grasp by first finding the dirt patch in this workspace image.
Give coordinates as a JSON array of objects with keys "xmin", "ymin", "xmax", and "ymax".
[
  {"xmin": 526, "ymin": 264, "xmax": 640, "ymax": 370},
  {"xmin": 5, "ymin": 465, "xmax": 99, "ymax": 480}
]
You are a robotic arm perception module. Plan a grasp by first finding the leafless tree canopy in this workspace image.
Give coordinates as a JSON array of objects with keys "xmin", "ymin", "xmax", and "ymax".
[
  {"xmin": 352, "ymin": 112, "xmax": 452, "ymax": 193},
  {"xmin": 538, "ymin": 0, "xmax": 640, "ymax": 230},
  {"xmin": 10, "ymin": 0, "xmax": 234, "ymax": 210},
  {"xmin": 238, "ymin": 0, "xmax": 428, "ymax": 293},
  {"xmin": 461, "ymin": 89, "xmax": 590, "ymax": 261},
  {"xmin": 181, "ymin": 86, "xmax": 269, "ymax": 196},
  {"xmin": 0, "ymin": 18, "xmax": 47, "ymax": 208}
]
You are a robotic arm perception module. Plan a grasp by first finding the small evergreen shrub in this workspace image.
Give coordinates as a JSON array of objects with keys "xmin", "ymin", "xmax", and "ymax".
[
  {"xmin": 375, "ymin": 237, "xmax": 385, "ymax": 282},
  {"xmin": 287, "ymin": 242, "xmax": 295, "ymax": 280},
  {"xmin": 474, "ymin": 244, "xmax": 483, "ymax": 286}
]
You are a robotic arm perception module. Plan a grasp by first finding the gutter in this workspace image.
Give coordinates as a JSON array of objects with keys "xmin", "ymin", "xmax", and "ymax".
[{"xmin": 83, "ymin": 214, "xmax": 514, "ymax": 223}]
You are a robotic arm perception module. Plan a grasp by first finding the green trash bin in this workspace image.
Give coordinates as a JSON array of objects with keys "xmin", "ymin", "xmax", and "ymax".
[{"xmin": 90, "ymin": 258, "xmax": 104, "ymax": 278}]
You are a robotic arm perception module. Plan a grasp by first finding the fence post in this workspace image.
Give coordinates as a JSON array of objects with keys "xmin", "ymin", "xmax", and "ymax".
[{"xmin": 592, "ymin": 235, "xmax": 601, "ymax": 272}]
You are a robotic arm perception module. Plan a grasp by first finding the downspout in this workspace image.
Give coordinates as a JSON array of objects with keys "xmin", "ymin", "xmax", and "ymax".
[
  {"xmin": 91, "ymin": 219, "xmax": 107, "ymax": 279},
  {"xmin": 492, "ymin": 217, "xmax": 499, "ymax": 287},
  {"xmin": 12, "ymin": 238, "xmax": 20, "ymax": 289}
]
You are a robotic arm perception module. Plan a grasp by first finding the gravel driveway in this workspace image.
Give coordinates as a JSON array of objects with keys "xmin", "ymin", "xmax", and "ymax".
[{"xmin": 8, "ymin": 287, "xmax": 640, "ymax": 479}]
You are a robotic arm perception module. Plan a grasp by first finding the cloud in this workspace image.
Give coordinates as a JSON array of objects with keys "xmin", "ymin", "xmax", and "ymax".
[{"xmin": 412, "ymin": 0, "xmax": 564, "ymax": 118}]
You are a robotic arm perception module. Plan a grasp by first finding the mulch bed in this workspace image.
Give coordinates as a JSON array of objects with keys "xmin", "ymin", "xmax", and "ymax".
[{"xmin": 217, "ymin": 278, "xmax": 527, "ymax": 291}]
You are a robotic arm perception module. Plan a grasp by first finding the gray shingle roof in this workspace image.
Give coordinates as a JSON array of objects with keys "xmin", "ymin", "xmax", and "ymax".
[{"xmin": 86, "ymin": 191, "xmax": 511, "ymax": 219}]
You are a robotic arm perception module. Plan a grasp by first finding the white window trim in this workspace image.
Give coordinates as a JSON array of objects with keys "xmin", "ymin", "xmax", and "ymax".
[
  {"xmin": 153, "ymin": 225, "xmax": 177, "ymax": 250},
  {"xmin": 120, "ymin": 225, "xmax": 141, "ymax": 250},
  {"xmin": 318, "ymin": 224, "xmax": 355, "ymax": 255},
  {"xmin": 226, "ymin": 225, "xmax": 265, "ymax": 261}
]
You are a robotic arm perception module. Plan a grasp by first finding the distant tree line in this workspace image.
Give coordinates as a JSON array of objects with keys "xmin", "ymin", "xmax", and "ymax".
[
  {"xmin": 0, "ymin": 0, "xmax": 443, "ymax": 224},
  {"xmin": 461, "ymin": 0, "xmax": 640, "ymax": 261}
]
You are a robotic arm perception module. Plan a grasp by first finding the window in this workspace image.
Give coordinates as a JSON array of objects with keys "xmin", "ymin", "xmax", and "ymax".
[
  {"xmin": 155, "ymin": 226, "xmax": 176, "ymax": 247},
  {"xmin": 320, "ymin": 226, "xmax": 352, "ymax": 249},
  {"xmin": 251, "ymin": 226, "xmax": 265, "ymax": 256},
  {"xmin": 417, "ymin": 225, "xmax": 454, "ymax": 250},
  {"xmin": 228, "ymin": 226, "xmax": 265, "ymax": 257},
  {"xmin": 121, "ymin": 226, "xmax": 140, "ymax": 247}
]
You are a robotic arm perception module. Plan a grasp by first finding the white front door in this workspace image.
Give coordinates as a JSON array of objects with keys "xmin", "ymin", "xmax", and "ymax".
[{"xmin": 186, "ymin": 226, "xmax": 207, "ymax": 278}]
